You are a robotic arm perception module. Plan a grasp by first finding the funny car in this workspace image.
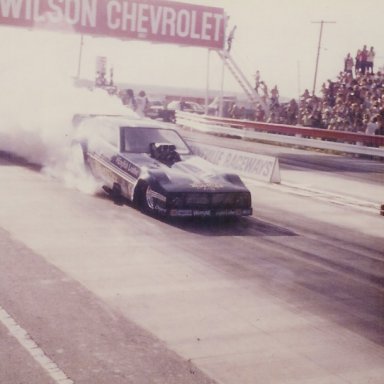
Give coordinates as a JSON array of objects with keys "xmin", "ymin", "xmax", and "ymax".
[{"xmin": 74, "ymin": 115, "xmax": 252, "ymax": 218}]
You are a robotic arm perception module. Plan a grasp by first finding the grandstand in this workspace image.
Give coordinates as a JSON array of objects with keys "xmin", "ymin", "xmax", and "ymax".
[{"xmin": 249, "ymin": 61, "xmax": 384, "ymax": 136}]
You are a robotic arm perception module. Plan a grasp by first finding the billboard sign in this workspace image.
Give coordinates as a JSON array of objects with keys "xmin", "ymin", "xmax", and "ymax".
[{"xmin": 0, "ymin": 0, "xmax": 226, "ymax": 49}]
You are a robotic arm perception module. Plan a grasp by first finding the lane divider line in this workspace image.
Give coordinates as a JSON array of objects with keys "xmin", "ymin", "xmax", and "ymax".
[{"xmin": 0, "ymin": 306, "xmax": 74, "ymax": 384}]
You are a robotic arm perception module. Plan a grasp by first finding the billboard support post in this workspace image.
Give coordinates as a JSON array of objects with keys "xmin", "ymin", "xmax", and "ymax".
[
  {"xmin": 205, "ymin": 49, "xmax": 211, "ymax": 115},
  {"xmin": 219, "ymin": 52, "xmax": 225, "ymax": 117}
]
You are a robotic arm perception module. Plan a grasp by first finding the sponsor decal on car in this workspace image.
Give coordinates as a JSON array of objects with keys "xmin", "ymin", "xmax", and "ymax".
[
  {"xmin": 112, "ymin": 156, "xmax": 140, "ymax": 178},
  {"xmin": 193, "ymin": 210, "xmax": 211, "ymax": 217},
  {"xmin": 170, "ymin": 209, "xmax": 193, "ymax": 217},
  {"xmin": 215, "ymin": 209, "xmax": 243, "ymax": 216},
  {"xmin": 190, "ymin": 181, "xmax": 224, "ymax": 190}
]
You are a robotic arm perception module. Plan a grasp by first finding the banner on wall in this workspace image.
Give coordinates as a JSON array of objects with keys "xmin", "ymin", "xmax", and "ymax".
[
  {"xmin": 188, "ymin": 141, "xmax": 281, "ymax": 184},
  {"xmin": 0, "ymin": 0, "xmax": 226, "ymax": 49}
]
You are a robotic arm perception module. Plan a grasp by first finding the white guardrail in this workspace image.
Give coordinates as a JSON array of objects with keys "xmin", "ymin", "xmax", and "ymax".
[{"xmin": 176, "ymin": 111, "xmax": 384, "ymax": 159}]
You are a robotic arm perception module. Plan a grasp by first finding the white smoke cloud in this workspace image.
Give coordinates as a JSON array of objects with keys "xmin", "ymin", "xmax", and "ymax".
[{"xmin": 0, "ymin": 39, "xmax": 136, "ymax": 194}]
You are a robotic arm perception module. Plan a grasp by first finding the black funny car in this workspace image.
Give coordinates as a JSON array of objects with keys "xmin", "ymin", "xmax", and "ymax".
[{"xmin": 75, "ymin": 115, "xmax": 252, "ymax": 218}]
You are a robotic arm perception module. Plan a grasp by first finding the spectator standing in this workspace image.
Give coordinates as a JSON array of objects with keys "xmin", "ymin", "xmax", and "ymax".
[
  {"xmin": 365, "ymin": 115, "xmax": 378, "ymax": 135},
  {"xmin": 376, "ymin": 115, "xmax": 384, "ymax": 135},
  {"xmin": 355, "ymin": 49, "xmax": 362, "ymax": 76},
  {"xmin": 344, "ymin": 53, "xmax": 354, "ymax": 75},
  {"xmin": 301, "ymin": 89, "xmax": 310, "ymax": 99},
  {"xmin": 367, "ymin": 46, "xmax": 375, "ymax": 74},
  {"xmin": 360, "ymin": 45, "xmax": 368, "ymax": 74},
  {"xmin": 270, "ymin": 85, "xmax": 280, "ymax": 109},
  {"xmin": 259, "ymin": 81, "xmax": 269, "ymax": 99},
  {"xmin": 254, "ymin": 70, "xmax": 261, "ymax": 92},
  {"xmin": 229, "ymin": 103, "xmax": 242, "ymax": 119},
  {"xmin": 122, "ymin": 89, "xmax": 136, "ymax": 110},
  {"xmin": 227, "ymin": 26, "xmax": 236, "ymax": 52},
  {"xmin": 109, "ymin": 67, "xmax": 114, "ymax": 86},
  {"xmin": 95, "ymin": 71, "xmax": 107, "ymax": 87},
  {"xmin": 136, "ymin": 90, "xmax": 148, "ymax": 117},
  {"xmin": 287, "ymin": 99, "xmax": 299, "ymax": 125}
]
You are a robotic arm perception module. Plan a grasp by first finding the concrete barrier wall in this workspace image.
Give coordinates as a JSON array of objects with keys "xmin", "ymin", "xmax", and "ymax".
[{"xmin": 187, "ymin": 140, "xmax": 281, "ymax": 183}]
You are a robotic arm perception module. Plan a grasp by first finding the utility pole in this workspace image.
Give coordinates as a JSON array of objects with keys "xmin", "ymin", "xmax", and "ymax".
[
  {"xmin": 76, "ymin": 35, "xmax": 84, "ymax": 80},
  {"xmin": 312, "ymin": 20, "xmax": 335, "ymax": 96}
]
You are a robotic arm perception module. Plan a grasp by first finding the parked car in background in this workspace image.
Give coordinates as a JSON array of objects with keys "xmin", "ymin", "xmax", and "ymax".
[
  {"xmin": 146, "ymin": 100, "xmax": 176, "ymax": 122},
  {"xmin": 167, "ymin": 100, "xmax": 205, "ymax": 114}
]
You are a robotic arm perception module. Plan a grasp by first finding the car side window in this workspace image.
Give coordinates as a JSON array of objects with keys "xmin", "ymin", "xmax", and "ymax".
[
  {"xmin": 98, "ymin": 125, "xmax": 118, "ymax": 148},
  {"xmin": 122, "ymin": 127, "xmax": 191, "ymax": 154},
  {"xmin": 123, "ymin": 128, "xmax": 148, "ymax": 152}
]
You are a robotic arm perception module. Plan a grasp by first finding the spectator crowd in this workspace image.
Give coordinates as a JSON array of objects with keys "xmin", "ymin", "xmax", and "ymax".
[
  {"xmin": 244, "ymin": 45, "xmax": 384, "ymax": 136},
  {"xmin": 94, "ymin": 44, "xmax": 383, "ymax": 136}
]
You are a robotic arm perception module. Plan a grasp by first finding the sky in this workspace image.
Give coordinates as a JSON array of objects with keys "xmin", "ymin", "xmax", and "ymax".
[{"xmin": 1, "ymin": 0, "xmax": 384, "ymax": 100}]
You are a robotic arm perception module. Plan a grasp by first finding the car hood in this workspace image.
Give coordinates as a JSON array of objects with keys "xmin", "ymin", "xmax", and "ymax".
[{"xmin": 122, "ymin": 153, "xmax": 248, "ymax": 192}]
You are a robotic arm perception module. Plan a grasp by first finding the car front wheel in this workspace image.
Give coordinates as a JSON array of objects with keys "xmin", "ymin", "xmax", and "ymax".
[
  {"xmin": 144, "ymin": 185, "xmax": 155, "ymax": 211},
  {"xmin": 136, "ymin": 183, "xmax": 155, "ymax": 216}
]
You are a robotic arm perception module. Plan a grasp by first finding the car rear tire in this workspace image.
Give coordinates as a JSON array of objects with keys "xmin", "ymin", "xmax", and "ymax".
[{"xmin": 111, "ymin": 183, "xmax": 123, "ymax": 205}]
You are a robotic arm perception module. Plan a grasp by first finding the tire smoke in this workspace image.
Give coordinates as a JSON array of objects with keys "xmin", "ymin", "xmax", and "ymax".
[{"xmin": 0, "ymin": 45, "xmax": 135, "ymax": 194}]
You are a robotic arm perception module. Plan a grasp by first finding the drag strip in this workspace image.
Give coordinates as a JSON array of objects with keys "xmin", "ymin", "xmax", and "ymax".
[{"xmin": 0, "ymin": 150, "xmax": 383, "ymax": 384}]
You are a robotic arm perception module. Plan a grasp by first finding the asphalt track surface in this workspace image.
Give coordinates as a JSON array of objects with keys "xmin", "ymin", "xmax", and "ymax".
[{"xmin": 0, "ymin": 130, "xmax": 383, "ymax": 384}]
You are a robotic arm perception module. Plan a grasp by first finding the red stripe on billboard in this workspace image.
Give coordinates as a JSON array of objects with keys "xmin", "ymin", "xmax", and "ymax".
[{"xmin": 0, "ymin": 0, "xmax": 226, "ymax": 49}]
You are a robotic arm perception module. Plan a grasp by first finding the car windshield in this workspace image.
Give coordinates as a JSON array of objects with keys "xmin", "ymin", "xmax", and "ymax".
[{"xmin": 122, "ymin": 127, "xmax": 191, "ymax": 154}]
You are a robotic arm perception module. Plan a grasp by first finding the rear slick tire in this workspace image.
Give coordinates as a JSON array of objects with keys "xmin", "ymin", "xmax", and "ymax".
[{"xmin": 111, "ymin": 183, "xmax": 123, "ymax": 205}]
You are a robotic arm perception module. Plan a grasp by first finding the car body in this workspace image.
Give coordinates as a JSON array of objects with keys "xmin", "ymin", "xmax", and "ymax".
[{"xmin": 75, "ymin": 115, "xmax": 252, "ymax": 218}]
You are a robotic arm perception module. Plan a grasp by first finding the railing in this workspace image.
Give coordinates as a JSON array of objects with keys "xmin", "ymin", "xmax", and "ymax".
[
  {"xmin": 176, "ymin": 112, "xmax": 384, "ymax": 158},
  {"xmin": 217, "ymin": 51, "xmax": 268, "ymax": 112}
]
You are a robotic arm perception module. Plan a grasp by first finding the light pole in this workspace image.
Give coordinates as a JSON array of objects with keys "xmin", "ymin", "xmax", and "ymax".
[
  {"xmin": 76, "ymin": 34, "xmax": 84, "ymax": 80},
  {"xmin": 312, "ymin": 20, "xmax": 335, "ymax": 96}
]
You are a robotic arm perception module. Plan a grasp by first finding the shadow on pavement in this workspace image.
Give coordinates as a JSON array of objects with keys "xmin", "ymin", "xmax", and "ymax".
[
  {"xmin": 168, "ymin": 216, "xmax": 297, "ymax": 237},
  {"xmin": 0, "ymin": 151, "xmax": 42, "ymax": 172}
]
